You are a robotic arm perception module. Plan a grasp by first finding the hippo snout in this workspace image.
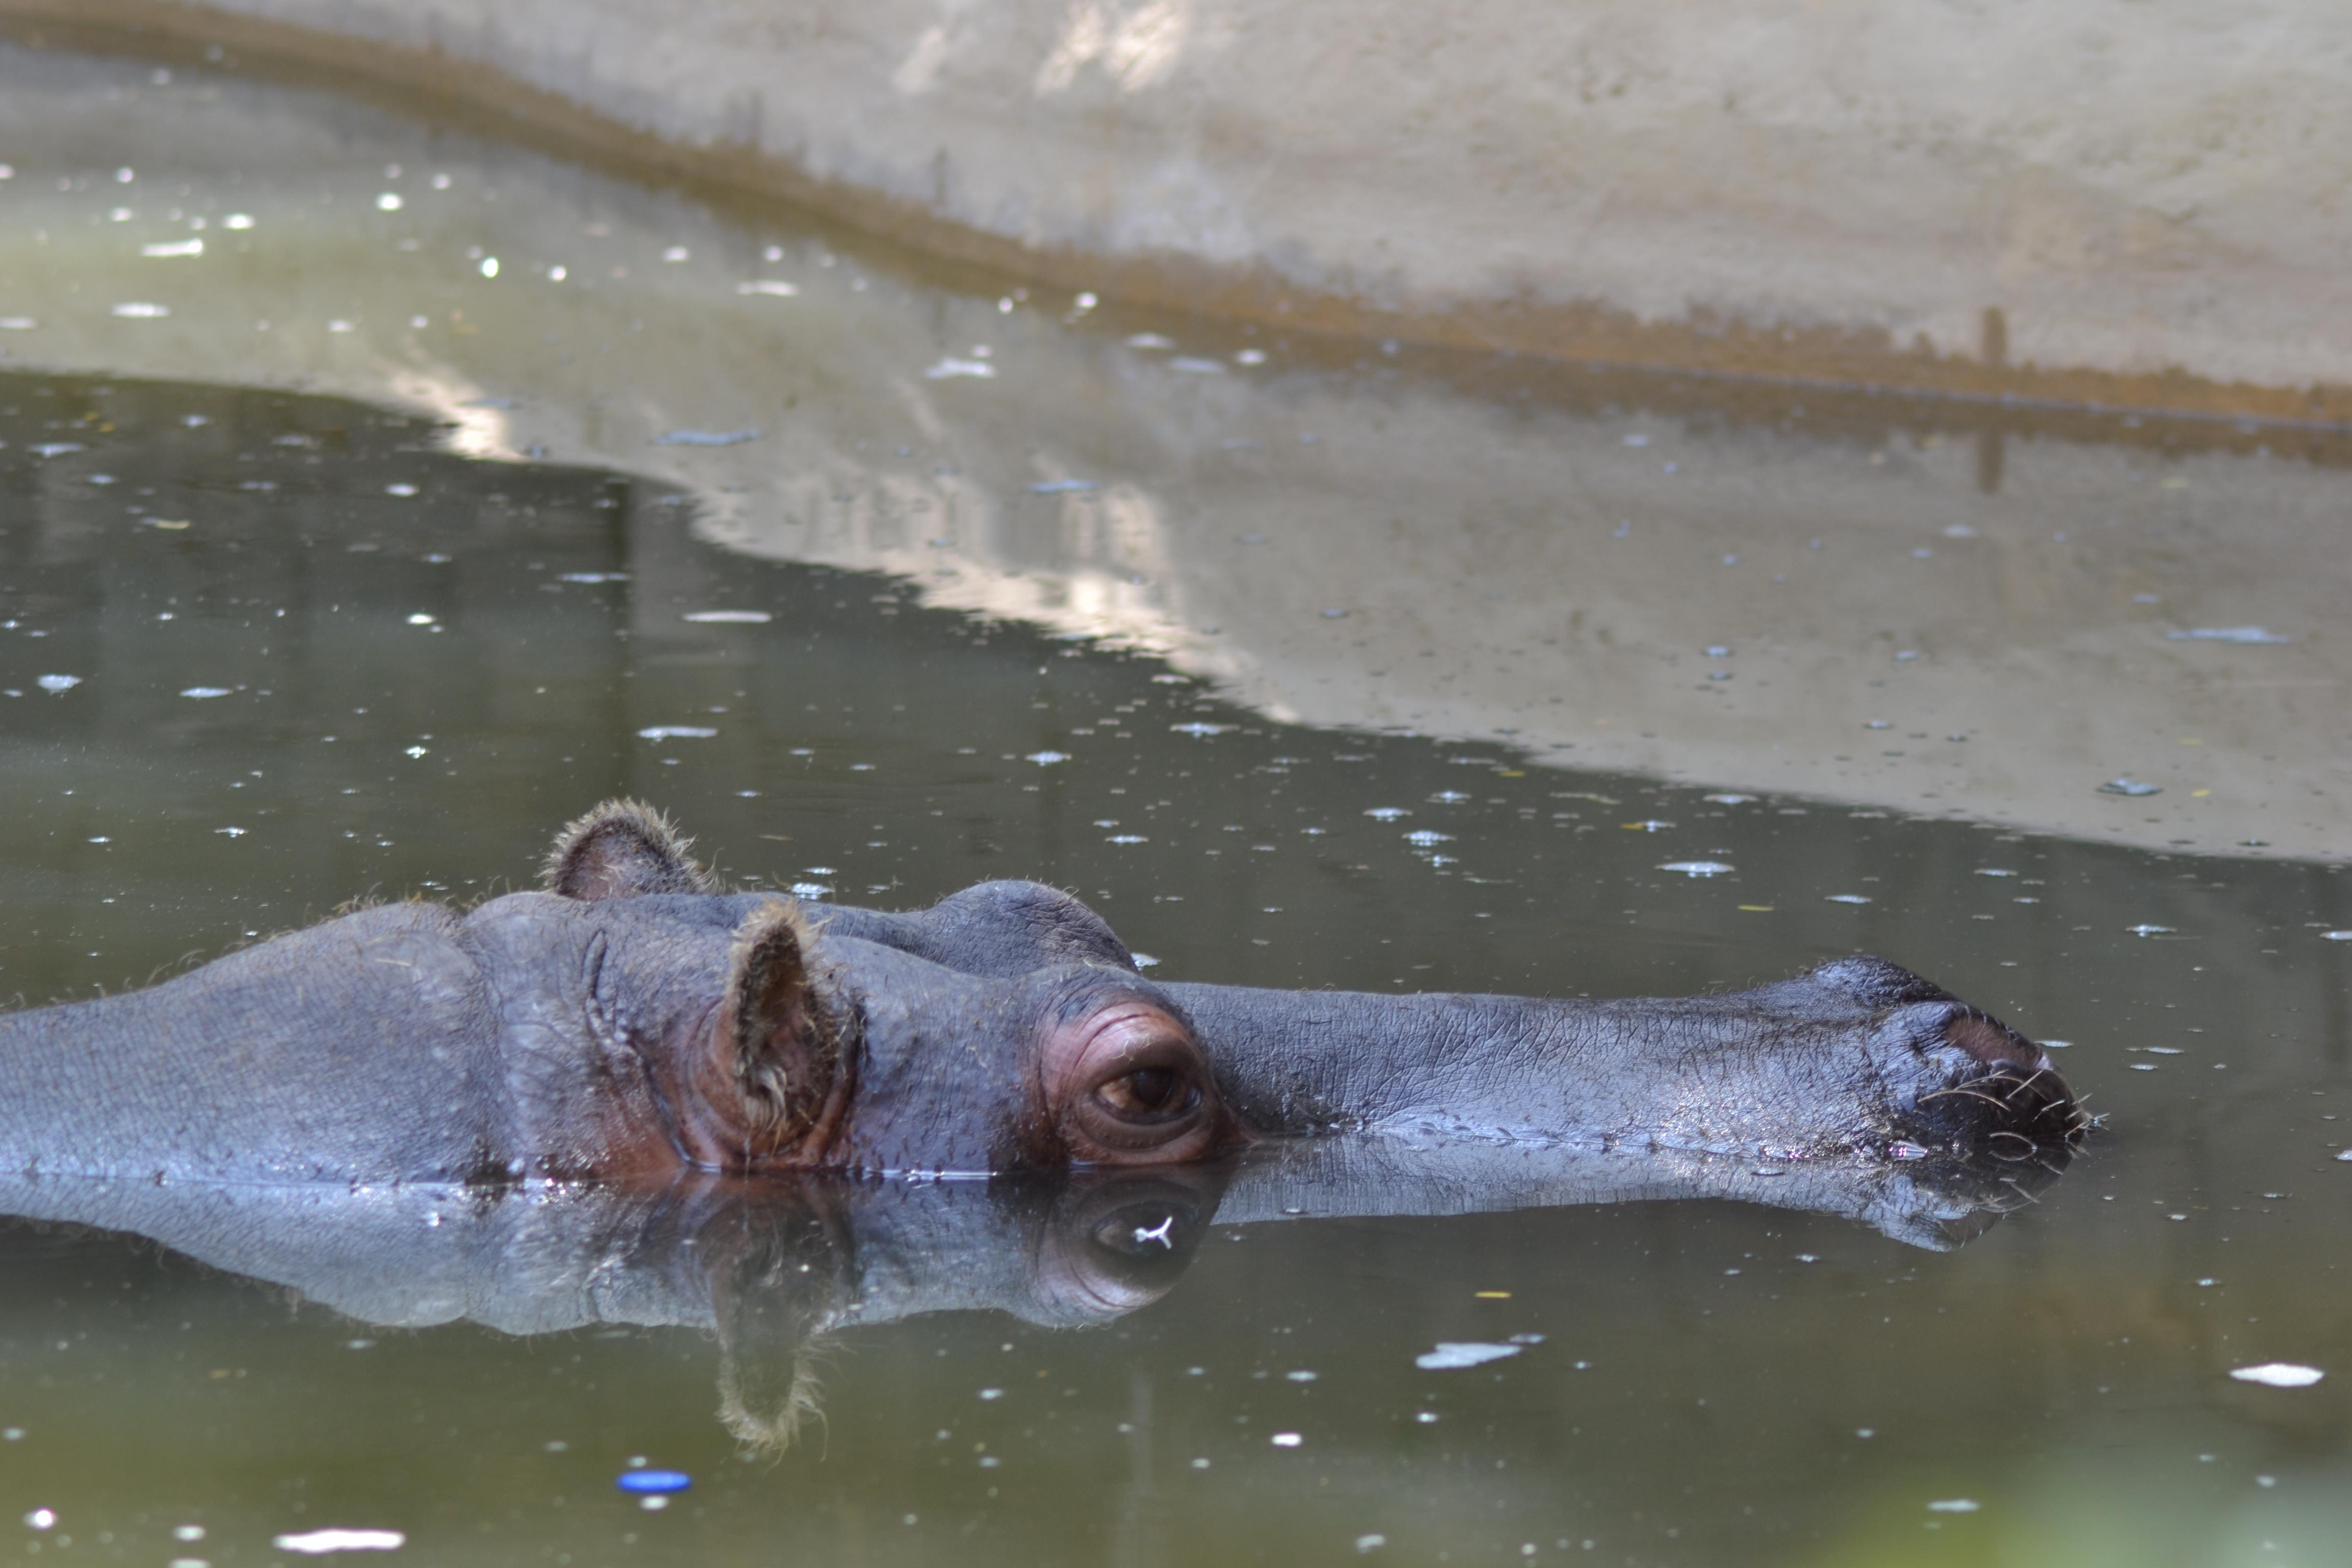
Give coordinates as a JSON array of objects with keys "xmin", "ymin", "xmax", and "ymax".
[{"xmin": 1882, "ymin": 999, "xmax": 2086, "ymax": 1161}]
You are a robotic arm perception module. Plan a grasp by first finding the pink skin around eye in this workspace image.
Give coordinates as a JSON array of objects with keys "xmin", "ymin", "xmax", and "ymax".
[{"xmin": 1039, "ymin": 1002, "xmax": 1227, "ymax": 1165}]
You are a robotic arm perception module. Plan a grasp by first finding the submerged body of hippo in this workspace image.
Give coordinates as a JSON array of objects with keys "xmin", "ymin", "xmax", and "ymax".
[{"xmin": 0, "ymin": 803, "xmax": 2082, "ymax": 1189}]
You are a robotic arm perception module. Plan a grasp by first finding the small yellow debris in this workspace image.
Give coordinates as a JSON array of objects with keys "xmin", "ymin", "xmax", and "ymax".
[
  {"xmin": 1737, "ymin": 904, "xmax": 1775, "ymax": 913},
  {"xmin": 1474, "ymin": 1290, "xmax": 1512, "ymax": 1299},
  {"xmin": 150, "ymin": 519, "xmax": 191, "ymax": 530},
  {"xmin": 2191, "ymin": 789, "xmax": 2211, "ymax": 798},
  {"xmin": 1497, "ymin": 770, "xmax": 1526, "ymax": 778}
]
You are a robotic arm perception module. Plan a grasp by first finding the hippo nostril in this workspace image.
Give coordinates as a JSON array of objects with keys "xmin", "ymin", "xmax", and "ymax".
[
  {"xmin": 1940, "ymin": 1008, "xmax": 2041, "ymax": 1073},
  {"xmin": 1897, "ymin": 1001, "xmax": 2086, "ymax": 1158}
]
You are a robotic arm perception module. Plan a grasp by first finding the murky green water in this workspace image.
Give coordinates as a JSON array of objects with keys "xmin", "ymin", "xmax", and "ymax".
[{"xmin": 2, "ymin": 369, "xmax": 2350, "ymax": 1568}]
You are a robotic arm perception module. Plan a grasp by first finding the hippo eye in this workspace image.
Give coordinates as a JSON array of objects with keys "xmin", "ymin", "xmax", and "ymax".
[
  {"xmin": 1048, "ymin": 1003, "xmax": 1224, "ymax": 1165},
  {"xmin": 1094, "ymin": 1067, "xmax": 1197, "ymax": 1121}
]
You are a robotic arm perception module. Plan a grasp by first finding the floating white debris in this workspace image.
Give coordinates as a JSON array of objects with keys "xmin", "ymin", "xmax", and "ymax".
[
  {"xmin": 2336, "ymin": 1149, "xmax": 2352, "ymax": 1162},
  {"xmin": 653, "ymin": 428, "xmax": 760, "ymax": 446},
  {"xmin": 1269, "ymin": 1432, "xmax": 1303, "ymax": 1448},
  {"xmin": 736, "ymin": 280, "xmax": 798, "ymax": 296},
  {"xmin": 1364, "ymin": 807, "xmax": 1411, "ymax": 821},
  {"xmin": 375, "ymin": 192, "xmax": 403, "ymax": 211},
  {"xmin": 271, "ymin": 1528, "xmax": 405, "ymax": 1554},
  {"xmin": 1926, "ymin": 1499, "xmax": 1981, "ymax": 1513},
  {"xmin": 1974, "ymin": 868, "xmax": 2017, "ymax": 877},
  {"xmin": 385, "ymin": 483, "xmax": 419, "ymax": 497},
  {"xmin": 1703, "ymin": 793, "xmax": 1756, "ymax": 804},
  {"xmin": 1285, "ymin": 1370, "xmax": 1318, "ymax": 1382},
  {"xmin": 406, "ymin": 613, "xmax": 436, "ymax": 626},
  {"xmin": 1125, "ymin": 333, "xmax": 1175, "ymax": 350},
  {"xmin": 140, "ymin": 238, "xmax": 204, "ymax": 258},
  {"xmin": 681, "ymin": 610, "xmax": 772, "ymax": 623},
  {"xmin": 1660, "ymin": 861, "xmax": 1734, "ymax": 877},
  {"xmin": 180, "ymin": 687, "xmax": 232, "ymax": 699},
  {"xmin": 789, "ymin": 882, "xmax": 833, "ymax": 900},
  {"xmin": 1415, "ymin": 1341, "xmax": 1521, "ymax": 1371},
  {"xmin": 1355, "ymin": 1534, "xmax": 1386, "ymax": 1553},
  {"xmin": 558, "ymin": 572, "xmax": 628, "ymax": 584},
  {"xmin": 0, "ymin": 316, "xmax": 36, "ymax": 330},
  {"xmin": 2323, "ymin": 932, "xmax": 2352, "ymax": 942},
  {"xmin": 1025, "ymin": 751, "xmax": 1069, "ymax": 766},
  {"xmin": 2127, "ymin": 924, "xmax": 2174, "ymax": 937},
  {"xmin": 637, "ymin": 726, "xmax": 718, "ymax": 740},
  {"xmin": 1826, "ymin": 894, "xmax": 1872, "ymax": 904},
  {"xmin": 2168, "ymin": 627, "xmax": 2288, "ymax": 644},
  {"xmin": 31, "ymin": 443, "xmax": 83, "ymax": 457},
  {"xmin": 1131, "ymin": 953, "xmax": 1160, "ymax": 968},
  {"xmin": 479, "ymin": 257, "xmax": 500, "ymax": 278},
  {"xmin": 1406, "ymin": 830, "xmax": 1455, "ymax": 847},
  {"xmin": 978, "ymin": 1388, "xmax": 1003, "ymax": 1401},
  {"xmin": 1170, "ymin": 722, "xmax": 1235, "ymax": 737},
  {"xmin": 215, "ymin": 826, "xmax": 247, "ymax": 837},
  {"xmin": 1235, "ymin": 349, "xmax": 1268, "ymax": 365},
  {"xmin": 110, "ymin": 302, "xmax": 169, "ymax": 317},
  {"xmin": 1027, "ymin": 478, "xmax": 1098, "ymax": 494},
  {"xmin": 35, "ymin": 674, "xmax": 80, "ymax": 693},
  {"xmin": 223, "ymin": 213, "xmax": 254, "ymax": 229},
  {"xmin": 2099, "ymin": 778, "xmax": 2162, "ymax": 796},
  {"xmin": 2231, "ymin": 1363, "xmax": 2324, "ymax": 1388},
  {"xmin": 1106, "ymin": 835, "xmax": 1148, "ymax": 845},
  {"xmin": 922, "ymin": 358, "xmax": 996, "ymax": 380}
]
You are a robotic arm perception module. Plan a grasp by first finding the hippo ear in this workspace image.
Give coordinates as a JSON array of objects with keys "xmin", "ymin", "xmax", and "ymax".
[
  {"xmin": 718, "ymin": 900, "xmax": 845, "ymax": 1158},
  {"xmin": 543, "ymin": 799, "xmax": 716, "ymax": 899}
]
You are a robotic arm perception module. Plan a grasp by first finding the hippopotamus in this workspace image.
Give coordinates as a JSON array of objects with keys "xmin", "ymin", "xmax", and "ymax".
[{"xmin": 0, "ymin": 801, "xmax": 2082, "ymax": 1190}]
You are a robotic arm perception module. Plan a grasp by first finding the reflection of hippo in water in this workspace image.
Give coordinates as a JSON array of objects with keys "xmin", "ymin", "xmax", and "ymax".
[
  {"xmin": 0, "ymin": 1148, "xmax": 2047, "ymax": 1448},
  {"xmin": 0, "ymin": 801, "xmax": 2082, "ymax": 1187}
]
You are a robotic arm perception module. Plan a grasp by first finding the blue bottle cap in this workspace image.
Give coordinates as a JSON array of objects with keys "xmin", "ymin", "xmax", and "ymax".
[{"xmin": 616, "ymin": 1469, "xmax": 692, "ymax": 1494}]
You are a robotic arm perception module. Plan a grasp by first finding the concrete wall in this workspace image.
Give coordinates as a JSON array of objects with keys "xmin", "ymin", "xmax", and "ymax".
[{"xmin": 7, "ymin": 0, "xmax": 2351, "ymax": 421}]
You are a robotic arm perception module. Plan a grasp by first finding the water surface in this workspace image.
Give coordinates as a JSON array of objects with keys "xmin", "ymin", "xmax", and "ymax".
[{"xmin": 1, "ymin": 374, "xmax": 2349, "ymax": 1567}]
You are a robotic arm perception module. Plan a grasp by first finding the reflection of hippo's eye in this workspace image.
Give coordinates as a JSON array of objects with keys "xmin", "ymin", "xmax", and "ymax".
[
  {"xmin": 1095, "ymin": 1067, "xmax": 1196, "ymax": 1121},
  {"xmin": 1091, "ymin": 1205, "xmax": 1182, "ymax": 1257}
]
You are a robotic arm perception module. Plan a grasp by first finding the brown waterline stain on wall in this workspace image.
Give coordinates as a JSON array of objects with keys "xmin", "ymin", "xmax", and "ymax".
[{"xmin": 8, "ymin": 0, "xmax": 2352, "ymax": 441}]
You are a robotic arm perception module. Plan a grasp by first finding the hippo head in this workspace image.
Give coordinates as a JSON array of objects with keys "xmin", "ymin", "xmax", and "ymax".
[{"xmin": 524, "ymin": 803, "xmax": 2081, "ymax": 1182}]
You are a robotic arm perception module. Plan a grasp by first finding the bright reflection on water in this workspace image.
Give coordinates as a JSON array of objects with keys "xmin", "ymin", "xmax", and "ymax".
[{"xmin": 1, "ymin": 375, "xmax": 2350, "ymax": 1567}]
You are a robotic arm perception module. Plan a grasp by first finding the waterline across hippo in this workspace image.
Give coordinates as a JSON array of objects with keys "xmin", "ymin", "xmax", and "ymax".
[{"xmin": 0, "ymin": 802, "xmax": 2084, "ymax": 1189}]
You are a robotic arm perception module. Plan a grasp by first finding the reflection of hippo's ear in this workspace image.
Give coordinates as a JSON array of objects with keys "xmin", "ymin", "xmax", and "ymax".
[
  {"xmin": 701, "ymin": 1187, "xmax": 853, "ymax": 1454},
  {"xmin": 542, "ymin": 799, "xmax": 717, "ymax": 899},
  {"xmin": 722, "ymin": 901, "xmax": 848, "ymax": 1158}
]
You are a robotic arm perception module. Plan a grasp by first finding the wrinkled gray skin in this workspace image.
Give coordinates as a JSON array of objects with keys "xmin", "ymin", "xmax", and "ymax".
[{"xmin": 0, "ymin": 802, "xmax": 2081, "ymax": 1192}]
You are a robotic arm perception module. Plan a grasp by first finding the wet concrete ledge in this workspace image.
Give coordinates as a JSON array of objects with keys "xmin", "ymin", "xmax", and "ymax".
[{"xmin": 4, "ymin": 0, "xmax": 2350, "ymax": 426}]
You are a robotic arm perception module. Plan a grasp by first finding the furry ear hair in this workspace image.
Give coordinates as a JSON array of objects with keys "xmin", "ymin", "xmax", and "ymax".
[
  {"xmin": 542, "ymin": 799, "xmax": 717, "ymax": 899},
  {"xmin": 718, "ymin": 899, "xmax": 844, "ymax": 1156}
]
